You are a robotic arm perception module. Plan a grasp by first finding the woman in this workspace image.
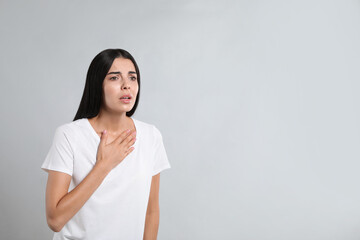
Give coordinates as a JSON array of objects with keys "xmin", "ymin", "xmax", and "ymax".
[{"xmin": 41, "ymin": 48, "xmax": 171, "ymax": 240}]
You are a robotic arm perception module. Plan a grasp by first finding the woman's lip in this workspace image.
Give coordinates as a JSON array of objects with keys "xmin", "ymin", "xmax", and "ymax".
[{"xmin": 120, "ymin": 98, "xmax": 131, "ymax": 103}]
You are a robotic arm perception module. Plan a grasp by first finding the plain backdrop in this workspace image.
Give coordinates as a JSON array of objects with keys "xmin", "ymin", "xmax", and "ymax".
[{"xmin": 0, "ymin": 0, "xmax": 359, "ymax": 239}]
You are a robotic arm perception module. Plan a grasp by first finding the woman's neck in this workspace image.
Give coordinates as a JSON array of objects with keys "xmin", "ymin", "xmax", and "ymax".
[{"xmin": 88, "ymin": 112, "xmax": 134, "ymax": 135}]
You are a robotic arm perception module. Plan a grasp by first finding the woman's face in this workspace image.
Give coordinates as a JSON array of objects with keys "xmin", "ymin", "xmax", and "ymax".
[{"xmin": 102, "ymin": 57, "xmax": 139, "ymax": 114}]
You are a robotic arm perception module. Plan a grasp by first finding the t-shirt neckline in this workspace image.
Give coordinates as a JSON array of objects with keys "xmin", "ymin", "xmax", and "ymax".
[{"xmin": 84, "ymin": 117, "xmax": 139, "ymax": 141}]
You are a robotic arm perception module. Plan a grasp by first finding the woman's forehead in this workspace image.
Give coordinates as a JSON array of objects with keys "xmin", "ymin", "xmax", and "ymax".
[{"xmin": 109, "ymin": 58, "xmax": 135, "ymax": 72}]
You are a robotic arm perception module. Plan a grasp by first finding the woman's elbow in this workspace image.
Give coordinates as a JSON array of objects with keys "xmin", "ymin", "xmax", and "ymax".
[{"xmin": 46, "ymin": 215, "xmax": 64, "ymax": 232}]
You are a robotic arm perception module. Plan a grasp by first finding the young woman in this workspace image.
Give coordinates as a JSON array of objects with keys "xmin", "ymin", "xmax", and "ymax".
[{"xmin": 41, "ymin": 49, "xmax": 171, "ymax": 239}]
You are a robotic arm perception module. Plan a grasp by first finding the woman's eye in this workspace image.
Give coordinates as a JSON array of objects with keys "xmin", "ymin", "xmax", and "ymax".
[
  {"xmin": 110, "ymin": 76, "xmax": 118, "ymax": 80},
  {"xmin": 130, "ymin": 76, "xmax": 137, "ymax": 81}
]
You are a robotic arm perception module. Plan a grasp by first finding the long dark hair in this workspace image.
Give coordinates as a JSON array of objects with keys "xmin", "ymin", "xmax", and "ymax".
[{"xmin": 73, "ymin": 49, "xmax": 141, "ymax": 121}]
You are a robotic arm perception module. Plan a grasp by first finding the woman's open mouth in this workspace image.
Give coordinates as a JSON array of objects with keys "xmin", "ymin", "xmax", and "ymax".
[{"xmin": 119, "ymin": 95, "xmax": 132, "ymax": 103}]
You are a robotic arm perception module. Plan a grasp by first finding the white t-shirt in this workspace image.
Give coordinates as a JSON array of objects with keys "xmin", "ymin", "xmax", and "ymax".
[{"xmin": 41, "ymin": 117, "xmax": 171, "ymax": 240}]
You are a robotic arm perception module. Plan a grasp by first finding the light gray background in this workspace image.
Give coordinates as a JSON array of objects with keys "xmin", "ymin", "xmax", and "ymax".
[{"xmin": 0, "ymin": 0, "xmax": 359, "ymax": 239}]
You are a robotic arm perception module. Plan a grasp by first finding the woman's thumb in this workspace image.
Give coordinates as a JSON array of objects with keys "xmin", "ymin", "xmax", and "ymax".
[{"xmin": 101, "ymin": 130, "xmax": 107, "ymax": 145}]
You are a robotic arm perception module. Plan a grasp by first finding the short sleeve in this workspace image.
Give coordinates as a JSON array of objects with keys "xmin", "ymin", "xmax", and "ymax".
[
  {"xmin": 41, "ymin": 126, "xmax": 74, "ymax": 176},
  {"xmin": 152, "ymin": 126, "xmax": 171, "ymax": 176}
]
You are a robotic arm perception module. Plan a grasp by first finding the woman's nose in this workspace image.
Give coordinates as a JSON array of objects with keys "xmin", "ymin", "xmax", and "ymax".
[{"xmin": 121, "ymin": 80, "xmax": 130, "ymax": 90}]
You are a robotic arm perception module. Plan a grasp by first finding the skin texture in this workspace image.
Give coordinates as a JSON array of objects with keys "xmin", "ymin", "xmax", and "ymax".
[
  {"xmin": 44, "ymin": 58, "xmax": 161, "ymax": 239},
  {"xmin": 143, "ymin": 173, "xmax": 160, "ymax": 240}
]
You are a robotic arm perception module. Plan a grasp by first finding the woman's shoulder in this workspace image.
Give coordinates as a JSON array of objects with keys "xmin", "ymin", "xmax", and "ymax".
[
  {"xmin": 53, "ymin": 118, "xmax": 88, "ymax": 136},
  {"xmin": 132, "ymin": 118, "xmax": 163, "ymax": 138}
]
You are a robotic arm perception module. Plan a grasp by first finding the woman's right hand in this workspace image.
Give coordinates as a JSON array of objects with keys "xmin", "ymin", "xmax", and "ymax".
[{"xmin": 95, "ymin": 129, "xmax": 136, "ymax": 171}]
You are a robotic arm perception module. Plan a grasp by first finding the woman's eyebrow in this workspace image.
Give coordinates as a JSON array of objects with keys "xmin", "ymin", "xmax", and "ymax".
[{"xmin": 107, "ymin": 71, "xmax": 137, "ymax": 75}]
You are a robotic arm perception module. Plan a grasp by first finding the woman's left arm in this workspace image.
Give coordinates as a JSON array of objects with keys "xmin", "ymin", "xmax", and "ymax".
[{"xmin": 143, "ymin": 173, "xmax": 160, "ymax": 240}]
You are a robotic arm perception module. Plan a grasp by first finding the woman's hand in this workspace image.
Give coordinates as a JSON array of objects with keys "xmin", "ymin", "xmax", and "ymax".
[{"xmin": 95, "ymin": 129, "xmax": 136, "ymax": 171}]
